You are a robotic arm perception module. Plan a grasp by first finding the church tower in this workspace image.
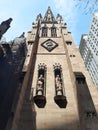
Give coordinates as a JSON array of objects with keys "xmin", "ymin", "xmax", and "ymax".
[{"xmin": 11, "ymin": 7, "xmax": 98, "ymax": 130}]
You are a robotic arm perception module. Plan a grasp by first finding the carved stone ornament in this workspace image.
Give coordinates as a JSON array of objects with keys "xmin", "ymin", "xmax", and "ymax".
[{"xmin": 41, "ymin": 39, "xmax": 58, "ymax": 52}]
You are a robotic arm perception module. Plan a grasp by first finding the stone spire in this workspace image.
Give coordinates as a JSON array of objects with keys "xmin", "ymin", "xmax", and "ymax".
[
  {"xmin": 43, "ymin": 6, "xmax": 56, "ymax": 23},
  {"xmin": 36, "ymin": 13, "xmax": 42, "ymax": 22},
  {"xmin": 56, "ymin": 14, "xmax": 63, "ymax": 23}
]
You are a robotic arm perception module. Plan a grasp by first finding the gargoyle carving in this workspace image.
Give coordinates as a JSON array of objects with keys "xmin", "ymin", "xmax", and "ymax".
[{"xmin": 0, "ymin": 18, "xmax": 13, "ymax": 40}]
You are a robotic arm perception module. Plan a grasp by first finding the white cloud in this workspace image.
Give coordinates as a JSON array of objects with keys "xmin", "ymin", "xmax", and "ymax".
[{"xmin": 53, "ymin": 0, "xmax": 79, "ymax": 45}]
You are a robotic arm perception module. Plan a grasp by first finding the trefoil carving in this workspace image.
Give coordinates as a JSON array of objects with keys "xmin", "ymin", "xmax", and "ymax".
[{"xmin": 41, "ymin": 39, "xmax": 58, "ymax": 52}]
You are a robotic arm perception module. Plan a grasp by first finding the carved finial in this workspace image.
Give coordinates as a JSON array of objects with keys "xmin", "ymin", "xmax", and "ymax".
[
  {"xmin": 48, "ymin": 6, "xmax": 50, "ymax": 9},
  {"xmin": 36, "ymin": 13, "xmax": 42, "ymax": 21},
  {"xmin": 18, "ymin": 32, "xmax": 25, "ymax": 38},
  {"xmin": 43, "ymin": 7, "xmax": 56, "ymax": 22},
  {"xmin": 57, "ymin": 14, "xmax": 63, "ymax": 23}
]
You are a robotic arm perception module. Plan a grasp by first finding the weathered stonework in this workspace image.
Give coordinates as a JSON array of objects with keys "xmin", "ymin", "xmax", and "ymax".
[{"xmin": 10, "ymin": 7, "xmax": 98, "ymax": 130}]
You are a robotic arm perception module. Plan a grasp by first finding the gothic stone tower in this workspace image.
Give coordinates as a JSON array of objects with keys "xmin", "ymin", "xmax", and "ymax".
[{"xmin": 11, "ymin": 7, "xmax": 98, "ymax": 130}]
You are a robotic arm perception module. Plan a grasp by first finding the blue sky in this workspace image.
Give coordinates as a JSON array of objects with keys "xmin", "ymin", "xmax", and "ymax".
[{"xmin": 0, "ymin": 0, "xmax": 96, "ymax": 46}]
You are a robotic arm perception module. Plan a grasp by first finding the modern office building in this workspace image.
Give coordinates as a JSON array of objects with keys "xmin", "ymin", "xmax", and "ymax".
[
  {"xmin": 3, "ymin": 7, "xmax": 98, "ymax": 130},
  {"xmin": 79, "ymin": 34, "xmax": 88, "ymax": 61},
  {"xmin": 79, "ymin": 13, "xmax": 98, "ymax": 89}
]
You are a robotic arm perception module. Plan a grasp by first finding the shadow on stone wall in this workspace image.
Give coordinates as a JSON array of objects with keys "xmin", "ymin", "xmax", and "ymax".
[
  {"xmin": 74, "ymin": 72, "xmax": 98, "ymax": 130},
  {"xmin": 16, "ymin": 91, "xmax": 36, "ymax": 130},
  {"xmin": 37, "ymin": 119, "xmax": 79, "ymax": 130},
  {"xmin": 0, "ymin": 40, "xmax": 26, "ymax": 130},
  {"xmin": 10, "ymin": 25, "xmax": 40, "ymax": 130}
]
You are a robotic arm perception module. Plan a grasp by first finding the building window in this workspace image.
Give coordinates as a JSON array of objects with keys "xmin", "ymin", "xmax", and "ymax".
[
  {"xmin": 96, "ymin": 51, "xmax": 98, "ymax": 56},
  {"xmin": 42, "ymin": 27, "xmax": 47, "ymax": 37},
  {"xmin": 74, "ymin": 72, "xmax": 85, "ymax": 84},
  {"xmin": 86, "ymin": 111, "xmax": 96, "ymax": 118},
  {"xmin": 70, "ymin": 54, "xmax": 76, "ymax": 57},
  {"xmin": 51, "ymin": 27, "xmax": 57, "ymax": 37},
  {"xmin": 66, "ymin": 41, "xmax": 72, "ymax": 45}
]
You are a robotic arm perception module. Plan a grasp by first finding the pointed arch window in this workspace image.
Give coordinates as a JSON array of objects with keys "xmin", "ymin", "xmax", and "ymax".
[
  {"xmin": 42, "ymin": 27, "xmax": 47, "ymax": 37},
  {"xmin": 51, "ymin": 27, "xmax": 57, "ymax": 37}
]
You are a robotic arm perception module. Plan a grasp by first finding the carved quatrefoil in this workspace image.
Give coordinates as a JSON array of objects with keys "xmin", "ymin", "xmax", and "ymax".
[{"xmin": 41, "ymin": 39, "xmax": 58, "ymax": 52}]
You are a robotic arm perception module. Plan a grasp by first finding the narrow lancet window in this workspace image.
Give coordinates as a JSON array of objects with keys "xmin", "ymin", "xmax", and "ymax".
[
  {"xmin": 51, "ymin": 27, "xmax": 57, "ymax": 37},
  {"xmin": 42, "ymin": 27, "xmax": 47, "ymax": 37},
  {"xmin": 74, "ymin": 72, "xmax": 86, "ymax": 85},
  {"xmin": 53, "ymin": 63, "xmax": 67, "ymax": 108},
  {"xmin": 34, "ymin": 63, "xmax": 47, "ymax": 108}
]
